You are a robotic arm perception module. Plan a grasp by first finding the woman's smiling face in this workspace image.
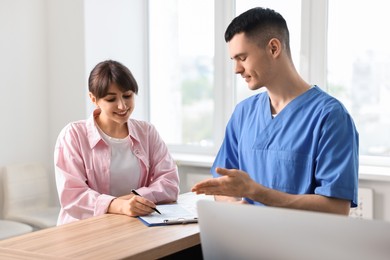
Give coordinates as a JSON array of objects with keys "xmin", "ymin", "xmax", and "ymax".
[{"xmin": 91, "ymin": 83, "xmax": 135, "ymax": 126}]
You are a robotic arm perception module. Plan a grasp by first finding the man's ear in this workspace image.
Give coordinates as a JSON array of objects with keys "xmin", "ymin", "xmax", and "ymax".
[{"xmin": 268, "ymin": 38, "xmax": 282, "ymax": 57}]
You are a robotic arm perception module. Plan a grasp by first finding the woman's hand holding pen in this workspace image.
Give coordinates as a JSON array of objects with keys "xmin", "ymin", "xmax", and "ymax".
[{"xmin": 108, "ymin": 192, "xmax": 157, "ymax": 217}]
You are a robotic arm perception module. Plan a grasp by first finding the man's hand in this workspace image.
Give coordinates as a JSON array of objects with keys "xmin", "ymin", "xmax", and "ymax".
[{"xmin": 191, "ymin": 167, "xmax": 254, "ymax": 198}]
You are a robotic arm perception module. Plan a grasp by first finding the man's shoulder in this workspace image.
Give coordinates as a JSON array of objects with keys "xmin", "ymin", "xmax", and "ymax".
[
  {"xmin": 309, "ymin": 86, "xmax": 349, "ymax": 113},
  {"xmin": 236, "ymin": 92, "xmax": 267, "ymax": 109}
]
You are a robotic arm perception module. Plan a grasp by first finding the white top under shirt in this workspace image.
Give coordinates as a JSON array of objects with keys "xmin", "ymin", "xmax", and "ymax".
[{"xmin": 98, "ymin": 127, "xmax": 141, "ymax": 197}]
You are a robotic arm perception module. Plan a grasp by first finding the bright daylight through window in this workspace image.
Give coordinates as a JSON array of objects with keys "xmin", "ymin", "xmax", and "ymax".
[
  {"xmin": 149, "ymin": 0, "xmax": 214, "ymax": 150},
  {"xmin": 328, "ymin": 0, "xmax": 390, "ymax": 158}
]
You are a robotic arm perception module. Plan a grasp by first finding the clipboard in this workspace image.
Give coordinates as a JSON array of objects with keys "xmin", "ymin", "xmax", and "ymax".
[{"xmin": 137, "ymin": 204, "xmax": 198, "ymax": 227}]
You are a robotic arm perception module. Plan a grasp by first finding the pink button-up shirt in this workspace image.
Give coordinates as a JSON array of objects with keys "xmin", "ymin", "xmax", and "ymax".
[{"xmin": 54, "ymin": 110, "xmax": 180, "ymax": 225}]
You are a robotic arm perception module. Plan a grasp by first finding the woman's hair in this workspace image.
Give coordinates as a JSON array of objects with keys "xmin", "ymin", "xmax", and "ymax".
[
  {"xmin": 88, "ymin": 60, "xmax": 138, "ymax": 99},
  {"xmin": 224, "ymin": 7, "xmax": 291, "ymax": 57}
]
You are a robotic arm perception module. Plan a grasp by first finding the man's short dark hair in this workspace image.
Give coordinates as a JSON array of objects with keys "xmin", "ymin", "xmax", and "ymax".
[{"xmin": 225, "ymin": 7, "xmax": 291, "ymax": 57}]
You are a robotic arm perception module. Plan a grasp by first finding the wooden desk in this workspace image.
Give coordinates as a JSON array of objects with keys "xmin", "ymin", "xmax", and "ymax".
[
  {"xmin": 0, "ymin": 193, "xmax": 213, "ymax": 259},
  {"xmin": 0, "ymin": 247, "xmax": 69, "ymax": 260}
]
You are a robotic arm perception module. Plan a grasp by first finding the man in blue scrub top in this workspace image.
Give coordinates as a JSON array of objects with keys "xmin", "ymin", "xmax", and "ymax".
[{"xmin": 192, "ymin": 7, "xmax": 359, "ymax": 215}]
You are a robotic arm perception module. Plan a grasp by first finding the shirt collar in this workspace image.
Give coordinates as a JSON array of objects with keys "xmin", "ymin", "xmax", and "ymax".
[{"xmin": 86, "ymin": 108, "xmax": 138, "ymax": 148}]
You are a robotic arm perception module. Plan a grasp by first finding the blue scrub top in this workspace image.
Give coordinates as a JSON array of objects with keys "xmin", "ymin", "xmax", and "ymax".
[{"xmin": 212, "ymin": 86, "xmax": 359, "ymax": 207}]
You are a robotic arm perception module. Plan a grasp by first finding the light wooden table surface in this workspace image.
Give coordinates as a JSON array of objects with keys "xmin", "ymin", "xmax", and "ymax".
[{"xmin": 0, "ymin": 193, "xmax": 213, "ymax": 259}]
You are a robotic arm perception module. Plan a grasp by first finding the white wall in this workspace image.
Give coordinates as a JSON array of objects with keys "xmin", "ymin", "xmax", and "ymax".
[
  {"xmin": 0, "ymin": 0, "xmax": 49, "ymax": 165},
  {"xmin": 47, "ymin": 0, "xmax": 86, "ymax": 162}
]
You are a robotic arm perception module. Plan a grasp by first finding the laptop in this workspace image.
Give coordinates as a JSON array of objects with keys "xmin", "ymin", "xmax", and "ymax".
[{"xmin": 197, "ymin": 200, "xmax": 390, "ymax": 260}]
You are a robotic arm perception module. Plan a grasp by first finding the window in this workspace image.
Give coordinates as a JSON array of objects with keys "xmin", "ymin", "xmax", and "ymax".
[
  {"xmin": 327, "ymin": 0, "xmax": 390, "ymax": 161},
  {"xmin": 149, "ymin": 0, "xmax": 215, "ymax": 153}
]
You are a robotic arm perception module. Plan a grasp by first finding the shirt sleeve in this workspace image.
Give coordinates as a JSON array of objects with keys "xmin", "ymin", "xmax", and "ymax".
[
  {"xmin": 314, "ymin": 107, "xmax": 359, "ymax": 207},
  {"xmin": 135, "ymin": 123, "xmax": 180, "ymax": 203},
  {"xmin": 54, "ymin": 124, "xmax": 115, "ymax": 222}
]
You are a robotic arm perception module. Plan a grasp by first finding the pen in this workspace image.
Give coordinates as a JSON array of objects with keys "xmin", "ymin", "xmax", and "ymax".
[{"xmin": 131, "ymin": 189, "xmax": 161, "ymax": 214}]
